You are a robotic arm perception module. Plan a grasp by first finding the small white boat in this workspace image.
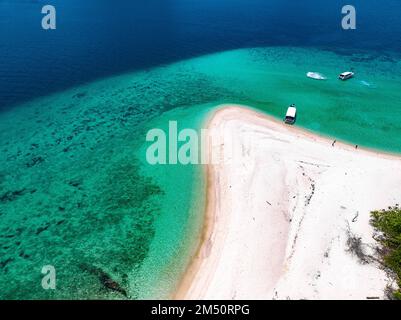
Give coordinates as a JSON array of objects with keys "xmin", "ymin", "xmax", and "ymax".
[
  {"xmin": 284, "ymin": 104, "xmax": 297, "ymax": 125},
  {"xmin": 339, "ymin": 71, "xmax": 354, "ymax": 81},
  {"xmin": 306, "ymin": 72, "xmax": 326, "ymax": 80}
]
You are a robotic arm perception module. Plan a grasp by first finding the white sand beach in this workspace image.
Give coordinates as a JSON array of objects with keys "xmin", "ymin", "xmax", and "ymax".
[{"xmin": 175, "ymin": 105, "xmax": 401, "ymax": 300}]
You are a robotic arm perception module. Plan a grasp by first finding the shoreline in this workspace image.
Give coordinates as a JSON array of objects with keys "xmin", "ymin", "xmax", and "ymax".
[
  {"xmin": 174, "ymin": 104, "xmax": 401, "ymax": 300},
  {"xmin": 234, "ymin": 104, "xmax": 401, "ymax": 160},
  {"xmin": 172, "ymin": 107, "xmax": 218, "ymax": 300}
]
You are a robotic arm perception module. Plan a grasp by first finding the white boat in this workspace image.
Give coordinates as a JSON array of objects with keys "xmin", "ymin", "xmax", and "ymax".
[
  {"xmin": 339, "ymin": 71, "xmax": 354, "ymax": 80},
  {"xmin": 306, "ymin": 72, "xmax": 326, "ymax": 80},
  {"xmin": 284, "ymin": 104, "xmax": 297, "ymax": 125}
]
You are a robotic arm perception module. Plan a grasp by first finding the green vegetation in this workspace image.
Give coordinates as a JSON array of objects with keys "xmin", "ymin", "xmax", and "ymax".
[{"xmin": 371, "ymin": 205, "xmax": 401, "ymax": 299}]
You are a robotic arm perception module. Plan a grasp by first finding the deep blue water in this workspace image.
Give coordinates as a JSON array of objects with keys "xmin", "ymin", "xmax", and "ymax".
[{"xmin": 1, "ymin": 0, "xmax": 401, "ymax": 110}]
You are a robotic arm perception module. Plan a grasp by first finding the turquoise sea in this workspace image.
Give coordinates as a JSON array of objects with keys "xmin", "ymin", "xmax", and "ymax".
[
  {"xmin": 1, "ymin": 47, "xmax": 401, "ymax": 299},
  {"xmin": 1, "ymin": 0, "xmax": 401, "ymax": 299}
]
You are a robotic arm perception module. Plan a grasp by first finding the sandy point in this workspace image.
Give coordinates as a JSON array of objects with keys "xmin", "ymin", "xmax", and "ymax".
[{"xmin": 174, "ymin": 105, "xmax": 401, "ymax": 300}]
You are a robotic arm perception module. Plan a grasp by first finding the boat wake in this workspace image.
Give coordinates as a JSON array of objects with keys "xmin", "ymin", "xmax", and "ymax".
[
  {"xmin": 306, "ymin": 72, "xmax": 327, "ymax": 80},
  {"xmin": 360, "ymin": 80, "xmax": 375, "ymax": 87}
]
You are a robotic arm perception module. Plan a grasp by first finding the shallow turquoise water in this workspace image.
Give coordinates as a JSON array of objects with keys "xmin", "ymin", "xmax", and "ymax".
[
  {"xmin": 1, "ymin": 47, "xmax": 401, "ymax": 299},
  {"xmin": 190, "ymin": 47, "xmax": 401, "ymax": 152}
]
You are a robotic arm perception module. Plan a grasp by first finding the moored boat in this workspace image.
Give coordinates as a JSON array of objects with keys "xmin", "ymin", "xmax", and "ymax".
[
  {"xmin": 339, "ymin": 71, "xmax": 354, "ymax": 81},
  {"xmin": 284, "ymin": 104, "xmax": 297, "ymax": 125}
]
